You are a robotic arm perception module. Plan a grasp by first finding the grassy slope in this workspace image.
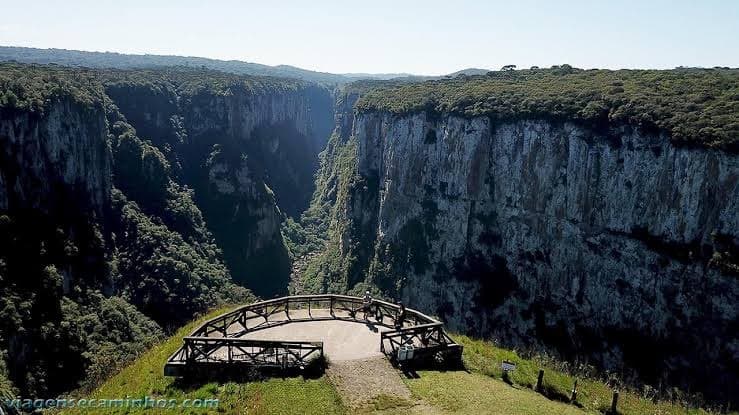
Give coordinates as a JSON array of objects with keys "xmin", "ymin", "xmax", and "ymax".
[
  {"xmin": 57, "ymin": 306, "xmax": 344, "ymax": 415},
  {"xmin": 57, "ymin": 310, "xmax": 731, "ymax": 415},
  {"xmin": 443, "ymin": 335, "xmax": 728, "ymax": 415},
  {"xmin": 406, "ymin": 371, "xmax": 583, "ymax": 415}
]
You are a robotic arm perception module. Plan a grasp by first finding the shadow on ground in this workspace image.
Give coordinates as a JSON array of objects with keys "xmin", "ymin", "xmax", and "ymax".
[{"xmin": 167, "ymin": 355, "xmax": 329, "ymax": 392}]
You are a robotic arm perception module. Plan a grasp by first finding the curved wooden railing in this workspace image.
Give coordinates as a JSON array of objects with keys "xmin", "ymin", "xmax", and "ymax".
[{"xmin": 165, "ymin": 294, "xmax": 461, "ymax": 377}]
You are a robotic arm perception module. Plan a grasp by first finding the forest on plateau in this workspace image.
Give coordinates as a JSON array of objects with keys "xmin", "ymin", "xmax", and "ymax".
[{"xmin": 354, "ymin": 65, "xmax": 739, "ymax": 151}]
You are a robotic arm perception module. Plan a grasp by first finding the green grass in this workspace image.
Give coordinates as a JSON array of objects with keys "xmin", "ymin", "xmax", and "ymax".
[
  {"xmin": 56, "ymin": 306, "xmax": 345, "ymax": 415},
  {"xmin": 360, "ymin": 394, "xmax": 416, "ymax": 413},
  {"xmin": 451, "ymin": 334, "xmax": 731, "ymax": 415},
  {"xmin": 406, "ymin": 371, "xmax": 584, "ymax": 414}
]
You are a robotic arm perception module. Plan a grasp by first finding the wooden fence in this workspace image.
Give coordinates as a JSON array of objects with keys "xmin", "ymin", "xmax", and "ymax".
[{"xmin": 165, "ymin": 294, "xmax": 461, "ymax": 377}]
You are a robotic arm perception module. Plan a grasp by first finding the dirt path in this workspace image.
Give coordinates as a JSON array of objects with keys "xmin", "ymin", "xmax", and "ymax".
[{"xmin": 326, "ymin": 357, "xmax": 439, "ymax": 414}]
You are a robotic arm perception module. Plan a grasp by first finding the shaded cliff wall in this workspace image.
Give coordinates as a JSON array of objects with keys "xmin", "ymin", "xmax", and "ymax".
[
  {"xmin": 0, "ymin": 96, "xmax": 158, "ymax": 396},
  {"xmin": 315, "ymin": 109, "xmax": 739, "ymax": 401},
  {"xmin": 0, "ymin": 99, "xmax": 111, "ymax": 215},
  {"xmin": 0, "ymin": 98, "xmax": 113, "ymax": 295},
  {"xmin": 106, "ymin": 82, "xmax": 334, "ymax": 296}
]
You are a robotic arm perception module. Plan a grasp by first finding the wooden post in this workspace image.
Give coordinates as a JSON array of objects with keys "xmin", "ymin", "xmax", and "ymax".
[
  {"xmin": 570, "ymin": 379, "xmax": 578, "ymax": 402},
  {"xmin": 536, "ymin": 369, "xmax": 544, "ymax": 391},
  {"xmin": 610, "ymin": 390, "xmax": 619, "ymax": 414}
]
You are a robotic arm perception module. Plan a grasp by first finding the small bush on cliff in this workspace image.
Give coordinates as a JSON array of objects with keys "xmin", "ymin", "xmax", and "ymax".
[{"xmin": 0, "ymin": 349, "xmax": 15, "ymax": 399}]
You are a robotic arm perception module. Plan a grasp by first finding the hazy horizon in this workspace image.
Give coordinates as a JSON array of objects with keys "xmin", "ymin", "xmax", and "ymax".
[{"xmin": 2, "ymin": 0, "xmax": 738, "ymax": 75}]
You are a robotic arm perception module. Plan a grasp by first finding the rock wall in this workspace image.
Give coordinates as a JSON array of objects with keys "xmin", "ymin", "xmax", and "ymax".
[
  {"xmin": 328, "ymin": 110, "xmax": 739, "ymax": 400},
  {"xmin": 0, "ymin": 99, "xmax": 111, "ymax": 216}
]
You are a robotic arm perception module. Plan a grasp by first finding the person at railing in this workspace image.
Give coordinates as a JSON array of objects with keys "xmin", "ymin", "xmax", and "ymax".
[
  {"xmin": 395, "ymin": 301, "xmax": 407, "ymax": 330},
  {"xmin": 362, "ymin": 290, "xmax": 373, "ymax": 320}
]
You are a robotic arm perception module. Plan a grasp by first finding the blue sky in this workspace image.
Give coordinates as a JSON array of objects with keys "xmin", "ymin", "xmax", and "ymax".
[{"xmin": 1, "ymin": 0, "xmax": 737, "ymax": 75}]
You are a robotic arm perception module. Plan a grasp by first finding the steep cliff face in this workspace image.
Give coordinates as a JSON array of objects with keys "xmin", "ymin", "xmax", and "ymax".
[
  {"xmin": 313, "ymin": 109, "xmax": 739, "ymax": 399},
  {"xmin": 106, "ymin": 80, "xmax": 334, "ymax": 295},
  {"xmin": 0, "ymin": 98, "xmax": 111, "ymax": 216},
  {"xmin": 0, "ymin": 97, "xmax": 113, "ymax": 299}
]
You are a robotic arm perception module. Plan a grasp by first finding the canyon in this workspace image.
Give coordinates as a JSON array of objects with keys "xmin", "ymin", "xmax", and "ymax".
[{"xmin": 0, "ymin": 64, "xmax": 736, "ymax": 405}]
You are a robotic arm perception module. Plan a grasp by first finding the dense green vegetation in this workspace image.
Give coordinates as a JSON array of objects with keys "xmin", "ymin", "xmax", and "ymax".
[
  {"xmin": 0, "ymin": 63, "xmax": 293, "ymax": 398},
  {"xmin": 355, "ymin": 66, "xmax": 739, "ymax": 150},
  {"xmin": 100, "ymin": 66, "xmax": 305, "ymax": 99},
  {"xmin": 288, "ymin": 131, "xmax": 367, "ymax": 295},
  {"xmin": 110, "ymin": 189, "xmax": 253, "ymax": 326},
  {"xmin": 100, "ymin": 64, "xmax": 330, "ymax": 295},
  {"xmin": 0, "ymin": 62, "xmax": 306, "ymax": 115},
  {"xmin": 0, "ymin": 61, "xmax": 335, "ymax": 399},
  {"xmin": 0, "ymin": 63, "xmax": 103, "ymax": 112},
  {"xmin": 59, "ymin": 294, "xmax": 164, "ymax": 390},
  {"xmin": 0, "ymin": 210, "xmax": 168, "ymax": 397}
]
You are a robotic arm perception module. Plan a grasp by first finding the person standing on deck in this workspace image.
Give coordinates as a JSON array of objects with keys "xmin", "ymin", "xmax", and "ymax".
[
  {"xmin": 395, "ymin": 301, "xmax": 407, "ymax": 330},
  {"xmin": 362, "ymin": 290, "xmax": 373, "ymax": 320}
]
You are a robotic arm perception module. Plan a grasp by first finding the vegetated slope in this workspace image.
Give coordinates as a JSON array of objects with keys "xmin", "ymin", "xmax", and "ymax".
[
  {"xmin": 100, "ymin": 67, "xmax": 334, "ymax": 293},
  {"xmin": 0, "ymin": 62, "xmax": 333, "ymax": 398},
  {"xmin": 296, "ymin": 67, "xmax": 739, "ymax": 406}
]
